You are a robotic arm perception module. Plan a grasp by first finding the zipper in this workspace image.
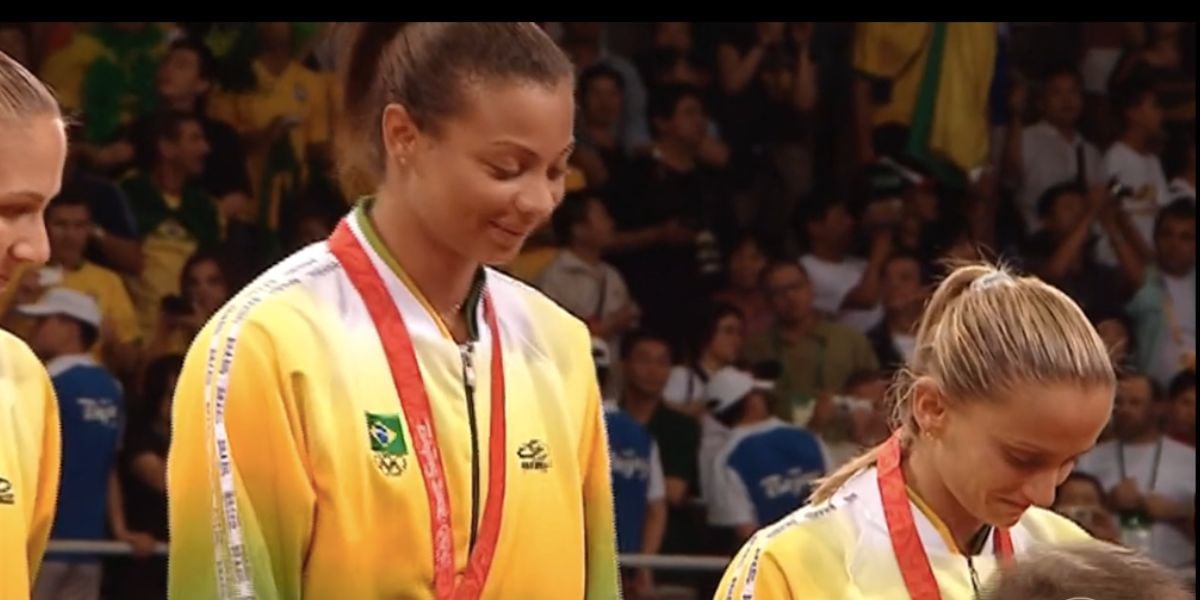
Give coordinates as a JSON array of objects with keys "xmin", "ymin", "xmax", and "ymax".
[
  {"xmin": 966, "ymin": 555, "xmax": 981, "ymax": 600},
  {"xmin": 460, "ymin": 342, "xmax": 482, "ymax": 552}
]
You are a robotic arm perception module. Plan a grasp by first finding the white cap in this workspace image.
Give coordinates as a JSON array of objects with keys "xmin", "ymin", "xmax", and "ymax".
[
  {"xmin": 17, "ymin": 287, "xmax": 102, "ymax": 328},
  {"xmin": 591, "ymin": 337, "xmax": 612, "ymax": 369},
  {"xmin": 706, "ymin": 366, "xmax": 773, "ymax": 416}
]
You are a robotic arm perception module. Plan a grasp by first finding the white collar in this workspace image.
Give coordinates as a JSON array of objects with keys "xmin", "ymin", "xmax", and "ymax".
[
  {"xmin": 346, "ymin": 209, "xmax": 493, "ymax": 346},
  {"xmin": 836, "ymin": 467, "xmax": 1005, "ymax": 564},
  {"xmin": 46, "ymin": 353, "xmax": 99, "ymax": 378}
]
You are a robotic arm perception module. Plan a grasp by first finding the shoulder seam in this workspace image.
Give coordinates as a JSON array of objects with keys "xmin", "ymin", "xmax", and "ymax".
[{"xmin": 486, "ymin": 266, "xmax": 589, "ymax": 331}]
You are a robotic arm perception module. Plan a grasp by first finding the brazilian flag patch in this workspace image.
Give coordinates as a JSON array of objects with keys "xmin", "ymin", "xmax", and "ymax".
[{"xmin": 365, "ymin": 412, "xmax": 407, "ymax": 456}]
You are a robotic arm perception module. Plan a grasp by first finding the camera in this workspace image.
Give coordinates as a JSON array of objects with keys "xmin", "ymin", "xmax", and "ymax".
[
  {"xmin": 160, "ymin": 295, "xmax": 191, "ymax": 317},
  {"xmin": 37, "ymin": 266, "xmax": 64, "ymax": 288},
  {"xmin": 832, "ymin": 395, "xmax": 874, "ymax": 414},
  {"xmin": 1108, "ymin": 178, "xmax": 1135, "ymax": 202},
  {"xmin": 1062, "ymin": 505, "xmax": 1097, "ymax": 529}
]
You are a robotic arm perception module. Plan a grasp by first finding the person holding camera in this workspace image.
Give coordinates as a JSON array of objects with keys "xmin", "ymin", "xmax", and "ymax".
[
  {"xmin": 141, "ymin": 250, "xmax": 230, "ymax": 366},
  {"xmin": 798, "ymin": 199, "xmax": 890, "ymax": 335},
  {"xmin": 1052, "ymin": 471, "xmax": 1121, "ymax": 543},
  {"xmin": 1098, "ymin": 79, "xmax": 1170, "ymax": 267},
  {"xmin": 1076, "ymin": 370, "xmax": 1196, "ymax": 568},
  {"xmin": 1000, "ymin": 66, "xmax": 1107, "ymax": 234},
  {"xmin": 1021, "ymin": 182, "xmax": 1138, "ymax": 320},
  {"xmin": 822, "ymin": 370, "xmax": 894, "ymax": 470}
]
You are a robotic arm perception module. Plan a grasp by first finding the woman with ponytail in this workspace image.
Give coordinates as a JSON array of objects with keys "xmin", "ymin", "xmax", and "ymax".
[
  {"xmin": 167, "ymin": 23, "xmax": 619, "ymax": 599},
  {"xmin": 717, "ymin": 262, "xmax": 1118, "ymax": 599},
  {"xmin": 0, "ymin": 49, "xmax": 66, "ymax": 600}
]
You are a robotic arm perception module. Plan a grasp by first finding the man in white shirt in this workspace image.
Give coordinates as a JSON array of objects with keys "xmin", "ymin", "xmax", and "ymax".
[
  {"xmin": 537, "ymin": 192, "xmax": 640, "ymax": 361},
  {"xmin": 797, "ymin": 200, "xmax": 888, "ymax": 333},
  {"xmin": 1002, "ymin": 66, "xmax": 1105, "ymax": 233},
  {"xmin": 1077, "ymin": 371, "xmax": 1196, "ymax": 569},
  {"xmin": 1098, "ymin": 79, "xmax": 1169, "ymax": 267}
]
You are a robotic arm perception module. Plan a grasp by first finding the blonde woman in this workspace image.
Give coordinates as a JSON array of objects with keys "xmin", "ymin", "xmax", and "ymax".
[
  {"xmin": 0, "ymin": 50, "xmax": 66, "ymax": 599},
  {"xmin": 717, "ymin": 263, "xmax": 1116, "ymax": 599}
]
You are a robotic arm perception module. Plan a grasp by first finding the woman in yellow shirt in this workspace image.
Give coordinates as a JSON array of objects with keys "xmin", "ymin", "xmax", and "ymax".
[
  {"xmin": 167, "ymin": 23, "xmax": 619, "ymax": 599},
  {"xmin": 717, "ymin": 263, "xmax": 1117, "ymax": 599},
  {"xmin": 0, "ymin": 51, "xmax": 64, "ymax": 600}
]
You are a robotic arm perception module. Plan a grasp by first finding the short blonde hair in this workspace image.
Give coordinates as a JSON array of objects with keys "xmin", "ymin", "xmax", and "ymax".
[
  {"xmin": 811, "ymin": 262, "xmax": 1115, "ymax": 503},
  {"xmin": 0, "ymin": 50, "xmax": 60, "ymax": 122}
]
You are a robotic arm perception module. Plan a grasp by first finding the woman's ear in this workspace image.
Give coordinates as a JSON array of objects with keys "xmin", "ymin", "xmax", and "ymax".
[
  {"xmin": 381, "ymin": 103, "xmax": 420, "ymax": 166},
  {"xmin": 910, "ymin": 376, "xmax": 950, "ymax": 437}
]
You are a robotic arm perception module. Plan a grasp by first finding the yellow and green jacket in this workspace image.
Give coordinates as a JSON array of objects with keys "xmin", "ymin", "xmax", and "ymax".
[
  {"xmin": 0, "ymin": 330, "xmax": 60, "ymax": 599},
  {"xmin": 168, "ymin": 203, "xmax": 619, "ymax": 599}
]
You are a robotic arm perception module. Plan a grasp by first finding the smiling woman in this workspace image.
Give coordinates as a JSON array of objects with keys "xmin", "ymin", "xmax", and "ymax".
[
  {"xmin": 166, "ymin": 23, "xmax": 621, "ymax": 600},
  {"xmin": 0, "ymin": 50, "xmax": 66, "ymax": 600}
]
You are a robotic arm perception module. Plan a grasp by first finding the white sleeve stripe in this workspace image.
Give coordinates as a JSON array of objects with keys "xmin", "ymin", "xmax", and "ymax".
[
  {"xmin": 741, "ymin": 545, "xmax": 765, "ymax": 599},
  {"xmin": 723, "ymin": 531, "xmax": 758, "ymax": 600},
  {"xmin": 202, "ymin": 253, "xmax": 339, "ymax": 599}
]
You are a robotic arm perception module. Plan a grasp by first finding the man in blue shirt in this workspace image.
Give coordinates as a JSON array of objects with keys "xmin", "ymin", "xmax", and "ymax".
[
  {"xmin": 706, "ymin": 366, "xmax": 831, "ymax": 543},
  {"xmin": 604, "ymin": 404, "xmax": 666, "ymax": 597},
  {"xmin": 596, "ymin": 336, "xmax": 666, "ymax": 597},
  {"xmin": 19, "ymin": 288, "xmax": 153, "ymax": 600}
]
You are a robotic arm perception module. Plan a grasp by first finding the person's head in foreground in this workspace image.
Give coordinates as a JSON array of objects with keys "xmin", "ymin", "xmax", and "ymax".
[
  {"xmin": 0, "ymin": 50, "xmax": 66, "ymax": 292},
  {"xmin": 337, "ymin": 22, "xmax": 576, "ymax": 266},
  {"xmin": 979, "ymin": 540, "xmax": 1192, "ymax": 600},
  {"xmin": 811, "ymin": 263, "xmax": 1116, "ymax": 546}
]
